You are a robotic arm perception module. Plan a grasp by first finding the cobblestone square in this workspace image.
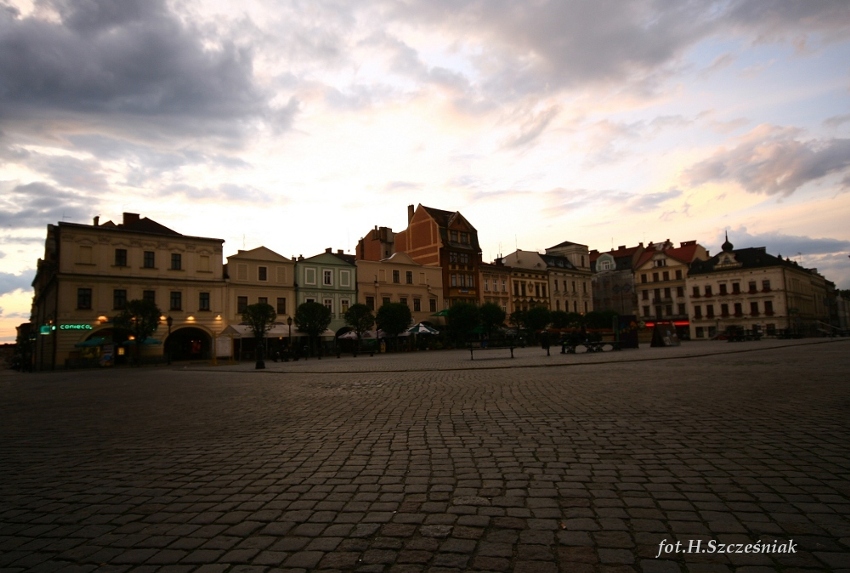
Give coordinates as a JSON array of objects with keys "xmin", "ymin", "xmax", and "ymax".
[{"xmin": 2, "ymin": 340, "xmax": 849, "ymax": 572}]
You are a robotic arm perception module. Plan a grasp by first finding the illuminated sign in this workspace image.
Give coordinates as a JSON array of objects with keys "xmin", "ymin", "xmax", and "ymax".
[
  {"xmin": 60, "ymin": 324, "xmax": 94, "ymax": 330},
  {"xmin": 39, "ymin": 325, "xmax": 53, "ymax": 335}
]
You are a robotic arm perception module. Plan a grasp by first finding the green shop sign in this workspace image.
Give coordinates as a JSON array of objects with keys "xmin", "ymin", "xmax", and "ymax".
[{"xmin": 60, "ymin": 324, "xmax": 94, "ymax": 330}]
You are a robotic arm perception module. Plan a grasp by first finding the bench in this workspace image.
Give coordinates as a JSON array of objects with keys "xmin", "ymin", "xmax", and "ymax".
[
  {"xmin": 468, "ymin": 341, "xmax": 515, "ymax": 360},
  {"xmin": 560, "ymin": 340, "xmax": 621, "ymax": 354}
]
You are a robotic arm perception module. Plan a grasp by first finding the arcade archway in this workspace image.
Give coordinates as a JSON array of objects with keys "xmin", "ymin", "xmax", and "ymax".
[{"xmin": 166, "ymin": 327, "xmax": 212, "ymax": 361}]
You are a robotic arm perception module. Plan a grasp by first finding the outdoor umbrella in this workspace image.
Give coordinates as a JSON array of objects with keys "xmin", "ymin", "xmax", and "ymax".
[{"xmin": 406, "ymin": 323, "xmax": 439, "ymax": 335}]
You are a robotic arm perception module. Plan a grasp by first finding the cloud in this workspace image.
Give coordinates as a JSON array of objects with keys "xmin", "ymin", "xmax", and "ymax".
[
  {"xmin": 0, "ymin": 270, "xmax": 33, "ymax": 296},
  {"xmin": 684, "ymin": 125, "xmax": 850, "ymax": 195},
  {"xmin": 0, "ymin": 182, "xmax": 92, "ymax": 229},
  {"xmin": 504, "ymin": 106, "xmax": 560, "ymax": 149},
  {"xmin": 717, "ymin": 227, "xmax": 850, "ymax": 258},
  {"xmin": 824, "ymin": 114, "xmax": 850, "ymax": 129},
  {"xmin": 161, "ymin": 183, "xmax": 271, "ymax": 203},
  {"xmin": 629, "ymin": 189, "xmax": 682, "ymax": 212},
  {"xmin": 0, "ymin": 0, "xmax": 290, "ymax": 139}
]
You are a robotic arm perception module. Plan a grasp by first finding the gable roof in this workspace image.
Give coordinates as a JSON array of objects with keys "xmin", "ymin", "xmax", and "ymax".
[
  {"xmin": 228, "ymin": 246, "xmax": 291, "ymax": 262},
  {"xmin": 97, "ymin": 217, "xmax": 182, "ymax": 236}
]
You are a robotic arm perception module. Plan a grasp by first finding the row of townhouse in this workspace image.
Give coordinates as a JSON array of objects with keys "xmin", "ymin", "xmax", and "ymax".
[
  {"xmin": 356, "ymin": 204, "xmax": 594, "ymax": 317},
  {"xmin": 591, "ymin": 235, "xmax": 836, "ymax": 339}
]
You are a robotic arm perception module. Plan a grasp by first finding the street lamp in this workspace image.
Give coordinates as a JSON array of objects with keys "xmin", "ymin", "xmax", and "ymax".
[
  {"xmin": 287, "ymin": 316, "xmax": 293, "ymax": 360},
  {"xmin": 166, "ymin": 316, "xmax": 173, "ymax": 365}
]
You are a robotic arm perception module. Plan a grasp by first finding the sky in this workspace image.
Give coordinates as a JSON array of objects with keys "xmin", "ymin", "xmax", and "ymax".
[{"xmin": 2, "ymin": 0, "xmax": 850, "ymax": 342}]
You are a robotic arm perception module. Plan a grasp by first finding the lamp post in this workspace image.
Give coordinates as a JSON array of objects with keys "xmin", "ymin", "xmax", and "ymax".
[
  {"xmin": 287, "ymin": 316, "xmax": 293, "ymax": 361},
  {"xmin": 166, "ymin": 316, "xmax": 173, "ymax": 365}
]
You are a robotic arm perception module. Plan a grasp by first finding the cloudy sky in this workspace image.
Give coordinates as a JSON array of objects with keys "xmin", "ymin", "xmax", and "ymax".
[{"xmin": 2, "ymin": 0, "xmax": 850, "ymax": 341}]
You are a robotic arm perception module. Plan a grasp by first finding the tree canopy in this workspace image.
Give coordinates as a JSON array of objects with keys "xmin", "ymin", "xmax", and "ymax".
[
  {"xmin": 113, "ymin": 299, "xmax": 162, "ymax": 365},
  {"xmin": 242, "ymin": 302, "xmax": 276, "ymax": 368},
  {"xmin": 479, "ymin": 302, "xmax": 506, "ymax": 336},
  {"xmin": 344, "ymin": 303, "xmax": 375, "ymax": 337},
  {"xmin": 524, "ymin": 305, "xmax": 552, "ymax": 332},
  {"xmin": 446, "ymin": 302, "xmax": 480, "ymax": 345},
  {"xmin": 376, "ymin": 302, "xmax": 412, "ymax": 348},
  {"xmin": 295, "ymin": 302, "xmax": 332, "ymax": 356}
]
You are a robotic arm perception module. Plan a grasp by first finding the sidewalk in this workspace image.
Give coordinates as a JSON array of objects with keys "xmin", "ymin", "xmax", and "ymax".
[{"xmin": 194, "ymin": 337, "xmax": 849, "ymax": 374}]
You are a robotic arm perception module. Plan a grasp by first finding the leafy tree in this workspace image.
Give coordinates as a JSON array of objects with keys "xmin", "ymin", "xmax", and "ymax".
[
  {"xmin": 295, "ymin": 301, "xmax": 332, "ymax": 357},
  {"xmin": 113, "ymin": 299, "xmax": 162, "ymax": 365},
  {"xmin": 564, "ymin": 312, "xmax": 584, "ymax": 328},
  {"xmin": 479, "ymin": 302, "xmax": 506, "ymax": 337},
  {"xmin": 243, "ymin": 302, "xmax": 276, "ymax": 369},
  {"xmin": 509, "ymin": 310, "xmax": 526, "ymax": 330},
  {"xmin": 376, "ymin": 302, "xmax": 412, "ymax": 351},
  {"xmin": 584, "ymin": 310, "xmax": 618, "ymax": 329},
  {"xmin": 446, "ymin": 302, "xmax": 480, "ymax": 346},
  {"xmin": 524, "ymin": 305, "xmax": 552, "ymax": 335},
  {"xmin": 550, "ymin": 310, "xmax": 571, "ymax": 329},
  {"xmin": 344, "ymin": 303, "xmax": 375, "ymax": 356}
]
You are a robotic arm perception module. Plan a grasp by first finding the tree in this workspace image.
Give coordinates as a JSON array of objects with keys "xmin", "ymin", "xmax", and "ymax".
[
  {"xmin": 479, "ymin": 302, "xmax": 506, "ymax": 337},
  {"xmin": 376, "ymin": 302, "xmax": 412, "ymax": 351},
  {"xmin": 584, "ymin": 310, "xmax": 618, "ymax": 329},
  {"xmin": 524, "ymin": 305, "xmax": 552, "ymax": 339},
  {"xmin": 113, "ymin": 299, "xmax": 162, "ymax": 365},
  {"xmin": 509, "ymin": 310, "xmax": 527, "ymax": 330},
  {"xmin": 446, "ymin": 302, "xmax": 480, "ymax": 346},
  {"xmin": 243, "ymin": 302, "xmax": 276, "ymax": 369},
  {"xmin": 295, "ymin": 301, "xmax": 332, "ymax": 357},
  {"xmin": 344, "ymin": 303, "xmax": 375, "ymax": 356},
  {"xmin": 550, "ymin": 310, "xmax": 571, "ymax": 329}
]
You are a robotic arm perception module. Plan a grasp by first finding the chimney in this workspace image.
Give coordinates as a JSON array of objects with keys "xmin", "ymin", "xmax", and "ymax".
[
  {"xmin": 337, "ymin": 249, "xmax": 343, "ymax": 255},
  {"xmin": 407, "ymin": 204, "xmax": 415, "ymax": 223},
  {"xmin": 93, "ymin": 216, "xmax": 100, "ymax": 226},
  {"xmin": 325, "ymin": 247, "xmax": 332, "ymax": 253},
  {"xmin": 123, "ymin": 212, "xmax": 140, "ymax": 225}
]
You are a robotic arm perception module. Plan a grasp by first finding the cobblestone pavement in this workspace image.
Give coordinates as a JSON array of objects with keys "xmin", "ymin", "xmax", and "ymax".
[{"xmin": 1, "ymin": 340, "xmax": 848, "ymax": 573}]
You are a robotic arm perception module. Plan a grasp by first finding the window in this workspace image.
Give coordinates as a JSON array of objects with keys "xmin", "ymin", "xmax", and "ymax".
[
  {"xmin": 572, "ymin": 281, "xmax": 576, "ymax": 293},
  {"xmin": 484, "ymin": 279, "xmax": 490, "ymax": 292},
  {"xmin": 676, "ymin": 286, "xmax": 684, "ymax": 298},
  {"xmin": 323, "ymin": 299, "xmax": 333, "ymax": 314},
  {"xmin": 643, "ymin": 305, "xmax": 650, "ymax": 316},
  {"xmin": 719, "ymin": 283, "xmax": 727, "ymax": 295},
  {"xmin": 341, "ymin": 299, "xmax": 350, "ymax": 314},
  {"xmin": 732, "ymin": 283, "xmax": 740, "ymax": 294},
  {"xmin": 662, "ymin": 271, "xmax": 669, "ymax": 281},
  {"xmin": 734, "ymin": 303, "xmax": 742, "ymax": 316},
  {"xmin": 696, "ymin": 327, "xmax": 704, "ymax": 338},
  {"xmin": 692, "ymin": 286, "xmax": 700, "ymax": 297},
  {"xmin": 366, "ymin": 296, "xmax": 375, "ymax": 311},
  {"xmin": 113, "ymin": 289, "xmax": 127, "ymax": 310},
  {"xmin": 706, "ymin": 305, "xmax": 714, "ymax": 318},
  {"xmin": 199, "ymin": 255, "xmax": 210, "ymax": 272},
  {"xmin": 675, "ymin": 270, "xmax": 682, "ymax": 280},
  {"xmin": 199, "ymin": 292, "xmax": 210, "ymax": 311},
  {"xmin": 143, "ymin": 251, "xmax": 155, "ymax": 268},
  {"xmin": 430, "ymin": 299, "xmax": 437, "ymax": 312},
  {"xmin": 654, "ymin": 259, "xmax": 666, "ymax": 267},
  {"xmin": 340, "ymin": 270, "xmax": 351, "ymax": 287},
  {"xmin": 277, "ymin": 298, "xmax": 287, "ymax": 314},
  {"xmin": 459, "ymin": 253, "xmax": 469, "ymax": 264},
  {"xmin": 171, "ymin": 253, "xmax": 182, "ymax": 270},
  {"xmin": 642, "ymin": 290, "xmax": 649, "ymax": 300},
  {"xmin": 406, "ymin": 271, "xmax": 413, "ymax": 284},
  {"xmin": 705, "ymin": 285, "xmax": 712, "ymax": 296},
  {"xmin": 748, "ymin": 281, "xmax": 757, "ymax": 293},
  {"xmin": 392, "ymin": 270, "xmax": 400, "ymax": 283},
  {"xmin": 414, "ymin": 299, "xmax": 421, "ymax": 312},
  {"xmin": 665, "ymin": 305, "xmax": 673, "ymax": 316},
  {"xmin": 77, "ymin": 288, "xmax": 92, "ymax": 310},
  {"xmin": 460, "ymin": 232, "xmax": 469, "ymax": 244},
  {"xmin": 641, "ymin": 274, "xmax": 647, "ymax": 284},
  {"xmin": 450, "ymin": 230, "xmax": 458, "ymax": 242},
  {"xmin": 694, "ymin": 305, "xmax": 702, "ymax": 318},
  {"xmin": 237, "ymin": 296, "xmax": 248, "ymax": 314},
  {"xmin": 259, "ymin": 266, "xmax": 268, "ymax": 281},
  {"xmin": 678, "ymin": 303, "xmax": 686, "ymax": 315},
  {"xmin": 664, "ymin": 287, "xmax": 671, "ymax": 299},
  {"xmin": 582, "ymin": 283, "xmax": 586, "ymax": 293},
  {"xmin": 764, "ymin": 300, "xmax": 774, "ymax": 315},
  {"xmin": 400, "ymin": 297, "xmax": 408, "ymax": 306},
  {"xmin": 382, "ymin": 297, "xmax": 391, "ymax": 307},
  {"xmin": 258, "ymin": 297, "xmax": 268, "ymax": 305},
  {"xmin": 143, "ymin": 290, "xmax": 156, "ymax": 304},
  {"xmin": 323, "ymin": 270, "xmax": 332, "ymax": 286},
  {"xmin": 653, "ymin": 272, "xmax": 659, "ymax": 282},
  {"xmin": 115, "ymin": 249, "xmax": 127, "ymax": 267},
  {"xmin": 762, "ymin": 280, "xmax": 771, "ymax": 291},
  {"xmin": 305, "ymin": 268, "xmax": 316, "ymax": 285},
  {"xmin": 750, "ymin": 301, "xmax": 759, "ymax": 315},
  {"xmin": 451, "ymin": 275, "xmax": 458, "ymax": 287},
  {"xmin": 721, "ymin": 303, "xmax": 729, "ymax": 317},
  {"xmin": 170, "ymin": 291, "xmax": 182, "ymax": 311},
  {"xmin": 449, "ymin": 252, "xmax": 458, "ymax": 264}
]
